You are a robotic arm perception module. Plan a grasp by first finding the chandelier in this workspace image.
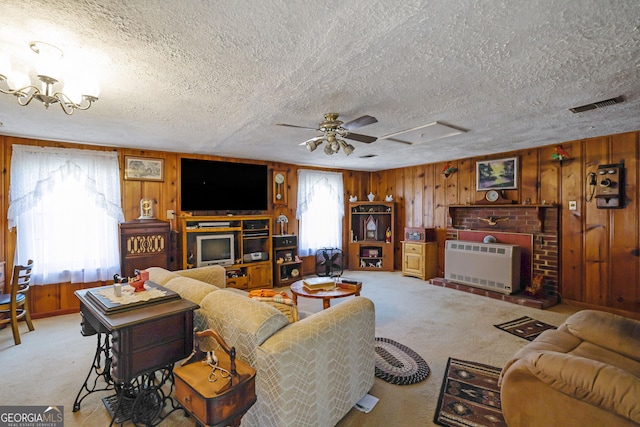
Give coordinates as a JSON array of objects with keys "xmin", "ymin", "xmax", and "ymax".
[{"xmin": 0, "ymin": 41, "xmax": 99, "ymax": 115}]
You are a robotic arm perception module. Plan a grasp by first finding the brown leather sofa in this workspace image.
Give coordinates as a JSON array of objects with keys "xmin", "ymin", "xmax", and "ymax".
[{"xmin": 499, "ymin": 309, "xmax": 640, "ymax": 427}]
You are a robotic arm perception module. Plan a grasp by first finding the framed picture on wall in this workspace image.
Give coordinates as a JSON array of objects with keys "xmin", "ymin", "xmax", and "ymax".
[
  {"xmin": 124, "ymin": 156, "xmax": 164, "ymax": 181},
  {"xmin": 476, "ymin": 156, "xmax": 518, "ymax": 190}
]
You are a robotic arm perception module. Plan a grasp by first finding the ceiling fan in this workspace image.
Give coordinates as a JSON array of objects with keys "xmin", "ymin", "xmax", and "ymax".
[{"xmin": 276, "ymin": 113, "xmax": 378, "ymax": 156}]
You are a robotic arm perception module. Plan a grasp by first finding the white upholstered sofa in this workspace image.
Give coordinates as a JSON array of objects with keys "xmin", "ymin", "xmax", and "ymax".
[{"xmin": 146, "ymin": 266, "xmax": 375, "ymax": 427}]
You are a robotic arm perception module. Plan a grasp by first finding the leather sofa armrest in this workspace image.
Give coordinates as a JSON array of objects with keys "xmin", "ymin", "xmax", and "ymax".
[
  {"xmin": 523, "ymin": 351, "xmax": 640, "ymax": 424},
  {"xmin": 499, "ymin": 327, "xmax": 581, "ymax": 386}
]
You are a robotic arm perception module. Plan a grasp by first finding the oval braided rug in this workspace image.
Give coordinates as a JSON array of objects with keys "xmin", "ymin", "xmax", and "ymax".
[{"xmin": 374, "ymin": 337, "xmax": 430, "ymax": 385}]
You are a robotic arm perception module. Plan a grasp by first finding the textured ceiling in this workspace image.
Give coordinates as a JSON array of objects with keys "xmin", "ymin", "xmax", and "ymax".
[{"xmin": 0, "ymin": 0, "xmax": 638, "ymax": 171}]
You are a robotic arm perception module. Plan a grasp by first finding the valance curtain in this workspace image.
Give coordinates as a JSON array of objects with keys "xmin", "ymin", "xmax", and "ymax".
[
  {"xmin": 8, "ymin": 145, "xmax": 125, "ymax": 285},
  {"xmin": 296, "ymin": 169, "xmax": 344, "ymax": 256}
]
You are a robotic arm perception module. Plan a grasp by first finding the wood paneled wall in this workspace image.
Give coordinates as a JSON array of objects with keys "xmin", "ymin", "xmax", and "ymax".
[
  {"xmin": 0, "ymin": 136, "xmax": 369, "ymax": 317},
  {"xmin": 2, "ymin": 130, "xmax": 639, "ymax": 319},
  {"xmin": 370, "ymin": 130, "xmax": 640, "ymax": 318}
]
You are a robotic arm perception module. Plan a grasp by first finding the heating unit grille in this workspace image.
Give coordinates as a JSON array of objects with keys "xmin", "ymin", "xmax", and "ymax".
[{"xmin": 444, "ymin": 240, "xmax": 522, "ymax": 294}]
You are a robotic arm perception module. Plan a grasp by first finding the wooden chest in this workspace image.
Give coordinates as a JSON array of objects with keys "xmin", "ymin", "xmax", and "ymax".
[{"xmin": 173, "ymin": 353, "xmax": 256, "ymax": 427}]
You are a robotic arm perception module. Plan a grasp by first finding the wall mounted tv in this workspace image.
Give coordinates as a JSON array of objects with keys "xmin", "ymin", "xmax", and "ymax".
[{"xmin": 180, "ymin": 158, "xmax": 269, "ymax": 212}]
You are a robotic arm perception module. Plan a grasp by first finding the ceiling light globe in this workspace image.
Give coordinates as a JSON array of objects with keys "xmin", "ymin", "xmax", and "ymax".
[
  {"xmin": 306, "ymin": 140, "xmax": 318, "ymax": 152},
  {"xmin": 6, "ymin": 70, "xmax": 30, "ymax": 92},
  {"xmin": 343, "ymin": 144, "xmax": 355, "ymax": 156},
  {"xmin": 0, "ymin": 55, "xmax": 12, "ymax": 79}
]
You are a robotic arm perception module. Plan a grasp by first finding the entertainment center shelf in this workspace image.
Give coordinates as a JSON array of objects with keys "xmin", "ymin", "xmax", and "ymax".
[
  {"xmin": 348, "ymin": 201, "xmax": 395, "ymax": 271},
  {"xmin": 178, "ymin": 215, "xmax": 273, "ymax": 290}
]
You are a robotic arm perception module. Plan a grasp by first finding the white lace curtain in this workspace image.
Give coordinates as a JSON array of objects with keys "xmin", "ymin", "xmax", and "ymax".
[
  {"xmin": 8, "ymin": 145, "xmax": 125, "ymax": 285},
  {"xmin": 296, "ymin": 169, "xmax": 344, "ymax": 256}
]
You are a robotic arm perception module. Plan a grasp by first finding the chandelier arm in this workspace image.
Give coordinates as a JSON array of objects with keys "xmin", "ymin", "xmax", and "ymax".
[
  {"xmin": 54, "ymin": 92, "xmax": 95, "ymax": 115},
  {"xmin": 0, "ymin": 83, "xmax": 41, "ymax": 106},
  {"xmin": 58, "ymin": 100, "xmax": 76, "ymax": 115}
]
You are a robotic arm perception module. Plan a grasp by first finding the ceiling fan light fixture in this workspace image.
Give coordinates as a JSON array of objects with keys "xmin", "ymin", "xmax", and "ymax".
[
  {"xmin": 339, "ymin": 139, "xmax": 355, "ymax": 156},
  {"xmin": 306, "ymin": 140, "xmax": 319, "ymax": 152},
  {"xmin": 280, "ymin": 113, "xmax": 377, "ymax": 157}
]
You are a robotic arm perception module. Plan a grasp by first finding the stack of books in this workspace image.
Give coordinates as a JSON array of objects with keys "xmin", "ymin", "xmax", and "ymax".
[{"xmin": 302, "ymin": 277, "xmax": 335, "ymax": 292}]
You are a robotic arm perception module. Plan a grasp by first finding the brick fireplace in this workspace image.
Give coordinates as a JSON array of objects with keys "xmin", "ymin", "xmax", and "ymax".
[{"xmin": 433, "ymin": 204, "xmax": 559, "ymax": 309}]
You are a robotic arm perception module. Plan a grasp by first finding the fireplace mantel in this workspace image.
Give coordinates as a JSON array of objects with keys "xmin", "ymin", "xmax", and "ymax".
[{"xmin": 448, "ymin": 204, "xmax": 558, "ymax": 229}]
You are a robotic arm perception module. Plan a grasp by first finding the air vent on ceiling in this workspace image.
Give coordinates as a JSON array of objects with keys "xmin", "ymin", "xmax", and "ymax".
[
  {"xmin": 569, "ymin": 95, "xmax": 624, "ymax": 113},
  {"xmin": 359, "ymin": 154, "xmax": 377, "ymax": 159}
]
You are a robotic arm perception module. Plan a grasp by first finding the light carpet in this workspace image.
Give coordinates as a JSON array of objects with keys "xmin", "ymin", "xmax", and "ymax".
[{"xmin": 0, "ymin": 271, "xmax": 578, "ymax": 426}]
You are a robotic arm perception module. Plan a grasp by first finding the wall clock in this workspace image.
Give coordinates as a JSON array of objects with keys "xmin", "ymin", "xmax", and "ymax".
[
  {"xmin": 485, "ymin": 190, "xmax": 500, "ymax": 202},
  {"xmin": 475, "ymin": 190, "xmax": 513, "ymax": 204},
  {"xmin": 273, "ymin": 170, "xmax": 287, "ymax": 205}
]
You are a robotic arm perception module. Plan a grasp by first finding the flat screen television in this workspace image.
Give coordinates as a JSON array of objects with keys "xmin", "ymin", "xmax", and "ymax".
[
  {"xmin": 196, "ymin": 234, "xmax": 235, "ymax": 267},
  {"xmin": 181, "ymin": 158, "xmax": 268, "ymax": 212}
]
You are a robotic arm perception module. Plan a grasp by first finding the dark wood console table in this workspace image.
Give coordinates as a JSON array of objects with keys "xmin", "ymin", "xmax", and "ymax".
[{"xmin": 73, "ymin": 285, "xmax": 198, "ymax": 425}]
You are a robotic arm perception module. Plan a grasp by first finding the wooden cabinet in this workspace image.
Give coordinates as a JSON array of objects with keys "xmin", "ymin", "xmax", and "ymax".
[
  {"xmin": 75, "ymin": 289, "xmax": 197, "ymax": 384},
  {"xmin": 178, "ymin": 215, "xmax": 273, "ymax": 289},
  {"xmin": 402, "ymin": 241, "xmax": 437, "ymax": 280},
  {"xmin": 348, "ymin": 202, "xmax": 394, "ymax": 271},
  {"xmin": 273, "ymin": 235, "xmax": 303, "ymax": 287},
  {"xmin": 119, "ymin": 219, "xmax": 171, "ymax": 277}
]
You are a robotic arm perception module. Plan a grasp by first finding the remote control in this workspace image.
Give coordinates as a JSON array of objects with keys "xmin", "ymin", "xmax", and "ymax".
[{"xmin": 341, "ymin": 279, "xmax": 359, "ymax": 284}]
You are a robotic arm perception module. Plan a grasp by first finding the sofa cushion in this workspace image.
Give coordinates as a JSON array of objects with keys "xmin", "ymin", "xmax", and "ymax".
[
  {"xmin": 197, "ymin": 290, "xmax": 289, "ymax": 366},
  {"xmin": 248, "ymin": 289, "xmax": 299, "ymax": 323},
  {"xmin": 174, "ymin": 265, "xmax": 226, "ymax": 288},
  {"xmin": 145, "ymin": 267, "xmax": 180, "ymax": 286},
  {"xmin": 163, "ymin": 276, "xmax": 219, "ymax": 305}
]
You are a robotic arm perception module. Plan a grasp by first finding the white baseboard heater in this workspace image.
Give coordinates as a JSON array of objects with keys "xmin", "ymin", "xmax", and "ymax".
[{"xmin": 444, "ymin": 240, "xmax": 522, "ymax": 294}]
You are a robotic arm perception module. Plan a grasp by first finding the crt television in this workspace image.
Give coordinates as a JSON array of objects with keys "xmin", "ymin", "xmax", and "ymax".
[{"xmin": 196, "ymin": 234, "xmax": 235, "ymax": 267}]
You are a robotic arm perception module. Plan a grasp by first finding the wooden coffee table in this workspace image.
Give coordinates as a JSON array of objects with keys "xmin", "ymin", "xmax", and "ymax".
[{"xmin": 290, "ymin": 279, "xmax": 362, "ymax": 309}]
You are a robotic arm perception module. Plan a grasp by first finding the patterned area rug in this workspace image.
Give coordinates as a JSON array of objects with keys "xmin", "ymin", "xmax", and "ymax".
[
  {"xmin": 434, "ymin": 358, "xmax": 506, "ymax": 427},
  {"xmin": 494, "ymin": 316, "xmax": 556, "ymax": 341},
  {"xmin": 374, "ymin": 337, "xmax": 430, "ymax": 385}
]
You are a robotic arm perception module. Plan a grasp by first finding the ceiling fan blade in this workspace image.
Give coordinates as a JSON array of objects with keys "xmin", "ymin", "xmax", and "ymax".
[
  {"xmin": 344, "ymin": 132, "xmax": 377, "ymax": 144},
  {"xmin": 341, "ymin": 115, "xmax": 377, "ymax": 130},
  {"xmin": 298, "ymin": 136, "xmax": 324, "ymax": 146},
  {"xmin": 276, "ymin": 123, "xmax": 318, "ymax": 131}
]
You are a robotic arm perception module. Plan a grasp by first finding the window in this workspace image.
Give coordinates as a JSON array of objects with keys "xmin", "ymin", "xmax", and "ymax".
[
  {"xmin": 8, "ymin": 145, "xmax": 124, "ymax": 285},
  {"xmin": 296, "ymin": 170, "xmax": 344, "ymax": 256}
]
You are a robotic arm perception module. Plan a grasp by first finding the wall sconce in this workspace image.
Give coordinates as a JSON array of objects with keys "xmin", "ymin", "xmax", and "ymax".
[{"xmin": 442, "ymin": 162, "xmax": 456, "ymax": 178}]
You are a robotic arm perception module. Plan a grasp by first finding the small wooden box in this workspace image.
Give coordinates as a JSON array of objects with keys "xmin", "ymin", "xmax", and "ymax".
[
  {"xmin": 174, "ymin": 353, "xmax": 256, "ymax": 427},
  {"xmin": 404, "ymin": 227, "xmax": 436, "ymax": 242}
]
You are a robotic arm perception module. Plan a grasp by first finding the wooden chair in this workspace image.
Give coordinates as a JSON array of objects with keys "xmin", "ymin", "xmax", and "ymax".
[{"xmin": 0, "ymin": 260, "xmax": 34, "ymax": 345}]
